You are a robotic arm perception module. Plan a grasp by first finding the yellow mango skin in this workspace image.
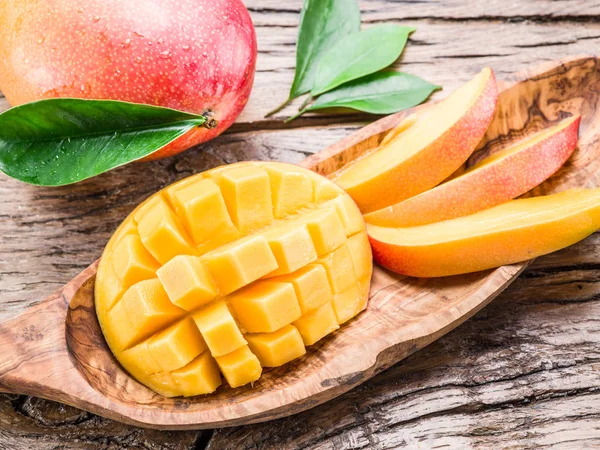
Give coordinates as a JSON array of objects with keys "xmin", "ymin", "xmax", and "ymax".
[
  {"xmin": 95, "ymin": 161, "xmax": 372, "ymax": 397},
  {"xmin": 369, "ymin": 188, "xmax": 600, "ymax": 278}
]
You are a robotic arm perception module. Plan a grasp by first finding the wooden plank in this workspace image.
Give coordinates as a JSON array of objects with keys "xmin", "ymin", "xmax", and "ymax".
[
  {"xmin": 207, "ymin": 234, "xmax": 600, "ymax": 449},
  {"xmin": 0, "ymin": 395, "xmax": 206, "ymax": 449},
  {"xmin": 1, "ymin": 1, "xmax": 600, "ymax": 447},
  {"xmin": 246, "ymin": 0, "xmax": 600, "ymax": 21}
]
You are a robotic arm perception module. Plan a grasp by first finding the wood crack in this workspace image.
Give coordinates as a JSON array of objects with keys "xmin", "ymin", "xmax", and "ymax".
[
  {"xmin": 365, "ymin": 357, "xmax": 599, "ymax": 413},
  {"xmin": 522, "ymin": 262, "xmax": 600, "ymax": 277},
  {"xmin": 363, "ymin": 14, "xmax": 600, "ymax": 25},
  {"xmin": 374, "ymin": 387, "xmax": 600, "ymax": 438}
]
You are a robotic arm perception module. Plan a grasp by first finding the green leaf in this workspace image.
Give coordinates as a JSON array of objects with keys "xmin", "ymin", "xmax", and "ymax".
[
  {"xmin": 311, "ymin": 24, "xmax": 415, "ymax": 96},
  {"xmin": 0, "ymin": 98, "xmax": 207, "ymax": 186},
  {"xmin": 286, "ymin": 71, "xmax": 440, "ymax": 122},
  {"xmin": 290, "ymin": 0, "xmax": 361, "ymax": 99}
]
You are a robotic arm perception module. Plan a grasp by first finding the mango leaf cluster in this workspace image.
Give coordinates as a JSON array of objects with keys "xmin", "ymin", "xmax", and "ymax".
[{"xmin": 268, "ymin": 0, "xmax": 441, "ymax": 121}]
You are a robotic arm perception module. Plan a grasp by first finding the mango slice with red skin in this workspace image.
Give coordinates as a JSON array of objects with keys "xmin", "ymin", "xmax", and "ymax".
[
  {"xmin": 333, "ymin": 68, "xmax": 498, "ymax": 213},
  {"xmin": 368, "ymin": 188, "xmax": 600, "ymax": 278},
  {"xmin": 365, "ymin": 115, "xmax": 581, "ymax": 227}
]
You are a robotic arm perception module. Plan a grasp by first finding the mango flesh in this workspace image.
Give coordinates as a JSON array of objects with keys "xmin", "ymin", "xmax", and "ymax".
[
  {"xmin": 365, "ymin": 115, "xmax": 581, "ymax": 227},
  {"xmin": 333, "ymin": 68, "xmax": 498, "ymax": 213},
  {"xmin": 368, "ymin": 188, "xmax": 600, "ymax": 278},
  {"xmin": 95, "ymin": 162, "xmax": 372, "ymax": 397}
]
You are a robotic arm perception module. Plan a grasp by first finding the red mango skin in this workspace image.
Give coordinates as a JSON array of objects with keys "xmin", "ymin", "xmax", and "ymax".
[{"xmin": 0, "ymin": 0, "xmax": 257, "ymax": 160}]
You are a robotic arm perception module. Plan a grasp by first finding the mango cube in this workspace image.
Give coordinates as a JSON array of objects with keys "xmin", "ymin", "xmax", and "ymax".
[
  {"xmin": 156, "ymin": 255, "xmax": 217, "ymax": 311},
  {"xmin": 133, "ymin": 195, "xmax": 162, "ymax": 223},
  {"xmin": 96, "ymin": 264, "xmax": 126, "ymax": 312},
  {"xmin": 95, "ymin": 162, "xmax": 371, "ymax": 398},
  {"xmin": 147, "ymin": 318, "xmax": 207, "ymax": 372},
  {"xmin": 317, "ymin": 244, "xmax": 357, "ymax": 294},
  {"xmin": 136, "ymin": 198, "xmax": 196, "ymax": 264},
  {"xmin": 261, "ymin": 223, "xmax": 317, "ymax": 277},
  {"xmin": 111, "ymin": 217, "xmax": 137, "ymax": 245},
  {"xmin": 272, "ymin": 264, "xmax": 332, "ymax": 314},
  {"xmin": 163, "ymin": 173, "xmax": 204, "ymax": 196},
  {"xmin": 346, "ymin": 232, "xmax": 373, "ymax": 279},
  {"xmin": 302, "ymin": 208, "xmax": 346, "ymax": 256},
  {"xmin": 110, "ymin": 233, "xmax": 159, "ymax": 288},
  {"xmin": 356, "ymin": 276, "xmax": 371, "ymax": 314},
  {"xmin": 321, "ymin": 196, "xmax": 365, "ymax": 237},
  {"xmin": 213, "ymin": 165, "xmax": 273, "ymax": 233},
  {"xmin": 246, "ymin": 325, "xmax": 306, "ymax": 367},
  {"xmin": 121, "ymin": 341, "xmax": 162, "ymax": 375},
  {"xmin": 216, "ymin": 346, "xmax": 262, "ymax": 388},
  {"xmin": 201, "ymin": 235, "xmax": 278, "ymax": 295},
  {"xmin": 171, "ymin": 352, "xmax": 222, "ymax": 396},
  {"xmin": 266, "ymin": 164, "xmax": 313, "ymax": 218},
  {"xmin": 293, "ymin": 301, "xmax": 340, "ymax": 346},
  {"xmin": 167, "ymin": 177, "xmax": 240, "ymax": 251},
  {"xmin": 106, "ymin": 279, "xmax": 185, "ymax": 350},
  {"xmin": 229, "ymin": 281, "xmax": 302, "ymax": 333},
  {"xmin": 147, "ymin": 372, "xmax": 179, "ymax": 397},
  {"xmin": 313, "ymin": 179, "xmax": 343, "ymax": 202},
  {"xmin": 332, "ymin": 283, "xmax": 363, "ymax": 325},
  {"xmin": 193, "ymin": 301, "xmax": 247, "ymax": 357}
]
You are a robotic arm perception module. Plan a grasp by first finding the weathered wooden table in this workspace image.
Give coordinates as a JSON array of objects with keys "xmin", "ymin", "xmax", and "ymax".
[{"xmin": 2, "ymin": 1, "xmax": 600, "ymax": 448}]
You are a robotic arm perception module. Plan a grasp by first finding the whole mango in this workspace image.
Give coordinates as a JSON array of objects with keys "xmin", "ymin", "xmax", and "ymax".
[{"xmin": 0, "ymin": 0, "xmax": 257, "ymax": 160}]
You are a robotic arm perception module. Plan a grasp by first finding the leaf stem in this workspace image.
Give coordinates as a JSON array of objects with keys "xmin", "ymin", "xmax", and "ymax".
[
  {"xmin": 299, "ymin": 95, "xmax": 314, "ymax": 110},
  {"xmin": 265, "ymin": 97, "xmax": 293, "ymax": 117},
  {"xmin": 284, "ymin": 109, "xmax": 308, "ymax": 123}
]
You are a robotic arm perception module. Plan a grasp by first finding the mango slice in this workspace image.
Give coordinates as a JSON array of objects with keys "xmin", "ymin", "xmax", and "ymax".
[
  {"xmin": 95, "ymin": 162, "xmax": 372, "ymax": 397},
  {"xmin": 368, "ymin": 188, "xmax": 600, "ymax": 278},
  {"xmin": 333, "ymin": 68, "xmax": 498, "ymax": 213},
  {"xmin": 365, "ymin": 115, "xmax": 581, "ymax": 227}
]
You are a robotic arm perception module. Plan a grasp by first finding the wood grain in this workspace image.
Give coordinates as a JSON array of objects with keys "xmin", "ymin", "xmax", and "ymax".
[
  {"xmin": 0, "ymin": 55, "xmax": 598, "ymax": 431},
  {"xmin": 2, "ymin": 1, "xmax": 600, "ymax": 447},
  {"xmin": 246, "ymin": 0, "xmax": 600, "ymax": 20}
]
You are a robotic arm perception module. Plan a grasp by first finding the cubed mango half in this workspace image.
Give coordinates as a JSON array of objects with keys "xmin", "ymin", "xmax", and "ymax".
[{"xmin": 95, "ymin": 162, "xmax": 371, "ymax": 397}]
